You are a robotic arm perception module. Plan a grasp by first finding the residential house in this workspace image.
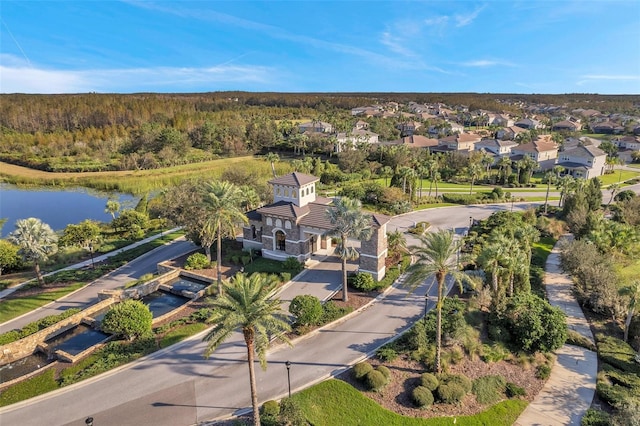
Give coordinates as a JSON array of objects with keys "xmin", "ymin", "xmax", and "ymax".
[
  {"xmin": 335, "ymin": 129, "xmax": 379, "ymax": 152},
  {"xmin": 590, "ymin": 121, "xmax": 625, "ymax": 135},
  {"xmin": 242, "ymin": 172, "xmax": 390, "ymax": 280},
  {"xmin": 486, "ymin": 113, "xmax": 514, "ymax": 127},
  {"xmin": 474, "ymin": 139, "xmax": 518, "ymax": 159},
  {"xmin": 496, "ymin": 125, "xmax": 527, "ymax": 140},
  {"xmin": 354, "ymin": 120, "xmax": 369, "ymax": 130},
  {"xmin": 552, "ymin": 120, "xmax": 582, "ymax": 132},
  {"xmin": 385, "ymin": 135, "xmax": 439, "ymax": 150},
  {"xmin": 557, "ymin": 144, "xmax": 607, "ymax": 179},
  {"xmin": 613, "ymin": 135, "xmax": 640, "ymax": 163},
  {"xmin": 510, "ymin": 135, "xmax": 558, "ymax": 170},
  {"xmin": 396, "ymin": 121, "xmax": 422, "ymax": 137},
  {"xmin": 298, "ymin": 121, "xmax": 333, "ymax": 134},
  {"xmin": 514, "ymin": 118, "xmax": 543, "ymax": 130},
  {"xmin": 437, "ymin": 132, "xmax": 482, "ymax": 152}
]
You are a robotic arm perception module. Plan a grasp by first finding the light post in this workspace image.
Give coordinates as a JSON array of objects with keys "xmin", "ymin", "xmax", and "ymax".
[
  {"xmin": 511, "ymin": 196, "xmax": 515, "ymax": 212},
  {"xmin": 85, "ymin": 417, "xmax": 94, "ymax": 426},
  {"xmin": 398, "ymin": 262, "xmax": 402, "ymax": 274},
  {"xmin": 88, "ymin": 243, "xmax": 95, "ymax": 269},
  {"xmin": 285, "ymin": 361, "xmax": 292, "ymax": 398}
]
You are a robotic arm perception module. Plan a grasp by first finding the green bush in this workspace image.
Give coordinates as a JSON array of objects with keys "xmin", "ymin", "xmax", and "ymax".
[
  {"xmin": 0, "ymin": 308, "xmax": 82, "ymax": 345},
  {"xmin": 439, "ymin": 373, "xmax": 472, "ymax": 394},
  {"xmin": 184, "ymin": 253, "xmax": 210, "ymax": 270},
  {"xmin": 260, "ymin": 399, "xmax": 280, "ymax": 422},
  {"xmin": 596, "ymin": 334, "xmax": 640, "ymax": 375},
  {"xmin": 536, "ymin": 363, "xmax": 552, "ymax": 380},
  {"xmin": 376, "ymin": 346, "xmax": 398, "ymax": 362},
  {"xmin": 436, "ymin": 383, "xmax": 466, "ymax": 404},
  {"xmin": 283, "ymin": 257, "xmax": 303, "ymax": 274},
  {"xmin": 351, "ymin": 272, "xmax": 376, "ymax": 291},
  {"xmin": 481, "ymin": 342, "xmax": 511, "ymax": 363},
  {"xmin": 353, "ymin": 361, "xmax": 373, "ymax": 380},
  {"xmin": 365, "ymin": 369, "xmax": 388, "ymax": 392},
  {"xmin": 279, "ymin": 397, "xmax": 306, "ymax": 426},
  {"xmin": 289, "ymin": 295, "xmax": 323, "ymax": 327},
  {"xmin": 566, "ymin": 330, "xmax": 597, "ymax": 351},
  {"xmin": 442, "ymin": 193, "xmax": 485, "ymax": 205},
  {"xmin": 505, "ymin": 382, "xmax": 526, "ymax": 398},
  {"xmin": 420, "ymin": 373, "xmax": 439, "ymax": 391},
  {"xmin": 321, "ymin": 301, "xmax": 352, "ymax": 323},
  {"xmin": 377, "ymin": 365, "xmax": 391, "ymax": 380},
  {"xmin": 472, "ymin": 375, "xmax": 506, "ymax": 404},
  {"xmin": 280, "ymin": 272, "xmax": 292, "ymax": 283},
  {"xmin": 412, "ymin": 386, "xmax": 434, "ymax": 408},
  {"xmin": 101, "ymin": 300, "xmax": 153, "ymax": 340},
  {"xmin": 581, "ymin": 408, "xmax": 611, "ymax": 426}
]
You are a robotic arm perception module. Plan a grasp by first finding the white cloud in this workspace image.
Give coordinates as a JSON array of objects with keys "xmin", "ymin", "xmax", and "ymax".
[
  {"xmin": 580, "ymin": 74, "xmax": 640, "ymax": 81},
  {"xmin": 380, "ymin": 32, "xmax": 417, "ymax": 58},
  {"xmin": 0, "ymin": 55, "xmax": 274, "ymax": 93},
  {"xmin": 454, "ymin": 5, "xmax": 486, "ymax": 27},
  {"xmin": 461, "ymin": 59, "xmax": 517, "ymax": 67}
]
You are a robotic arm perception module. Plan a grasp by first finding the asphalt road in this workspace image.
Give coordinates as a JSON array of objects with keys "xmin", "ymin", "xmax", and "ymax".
[{"xmin": 0, "ymin": 238, "xmax": 197, "ymax": 334}]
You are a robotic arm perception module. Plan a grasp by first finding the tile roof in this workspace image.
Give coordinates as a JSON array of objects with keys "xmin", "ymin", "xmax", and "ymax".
[
  {"xmin": 268, "ymin": 172, "xmax": 319, "ymax": 187},
  {"xmin": 371, "ymin": 213, "xmax": 390, "ymax": 227},
  {"xmin": 257, "ymin": 201, "xmax": 309, "ymax": 219},
  {"xmin": 298, "ymin": 203, "xmax": 335, "ymax": 230}
]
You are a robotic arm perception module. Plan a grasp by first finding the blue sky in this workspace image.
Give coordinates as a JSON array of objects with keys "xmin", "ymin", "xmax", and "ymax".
[{"xmin": 1, "ymin": 1, "xmax": 639, "ymax": 94}]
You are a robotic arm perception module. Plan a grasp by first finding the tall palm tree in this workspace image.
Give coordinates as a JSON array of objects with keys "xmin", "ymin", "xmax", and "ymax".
[
  {"xmin": 606, "ymin": 182, "xmax": 622, "ymax": 208},
  {"xmin": 522, "ymin": 155, "xmax": 539, "ymax": 184},
  {"xmin": 543, "ymin": 170, "xmax": 556, "ymax": 214},
  {"xmin": 326, "ymin": 197, "xmax": 373, "ymax": 302},
  {"xmin": 404, "ymin": 229, "xmax": 470, "ymax": 373},
  {"xmin": 8, "ymin": 218, "xmax": 58, "ymax": 286},
  {"xmin": 498, "ymin": 156, "xmax": 512, "ymax": 184},
  {"xmin": 467, "ymin": 162, "xmax": 484, "ymax": 195},
  {"xmin": 203, "ymin": 273, "xmax": 292, "ymax": 426},
  {"xmin": 202, "ymin": 181, "xmax": 248, "ymax": 295},
  {"xmin": 387, "ymin": 230, "xmax": 408, "ymax": 260},
  {"xmin": 476, "ymin": 239, "xmax": 506, "ymax": 297},
  {"xmin": 265, "ymin": 152, "xmax": 279, "ymax": 178},
  {"xmin": 619, "ymin": 281, "xmax": 640, "ymax": 343},
  {"xmin": 105, "ymin": 199, "xmax": 120, "ymax": 220}
]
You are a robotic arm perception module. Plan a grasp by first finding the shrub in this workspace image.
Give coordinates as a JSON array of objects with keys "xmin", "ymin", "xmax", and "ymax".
[
  {"xmin": 321, "ymin": 301, "xmax": 352, "ymax": 323},
  {"xmin": 184, "ymin": 253, "xmax": 209, "ymax": 270},
  {"xmin": 376, "ymin": 365, "xmax": 391, "ymax": 380},
  {"xmin": 289, "ymin": 295, "xmax": 323, "ymax": 327},
  {"xmin": 279, "ymin": 272, "xmax": 291, "ymax": 283},
  {"xmin": 101, "ymin": 299, "xmax": 153, "ymax": 340},
  {"xmin": 536, "ymin": 363, "xmax": 552, "ymax": 380},
  {"xmin": 442, "ymin": 193, "xmax": 484, "ymax": 205},
  {"xmin": 260, "ymin": 399, "xmax": 280, "ymax": 417},
  {"xmin": 566, "ymin": 330, "xmax": 597, "ymax": 351},
  {"xmin": 283, "ymin": 257, "xmax": 303, "ymax": 274},
  {"xmin": 439, "ymin": 373, "xmax": 472, "ymax": 394},
  {"xmin": 481, "ymin": 342, "xmax": 510, "ymax": 363},
  {"xmin": 412, "ymin": 386, "xmax": 434, "ymax": 408},
  {"xmin": 420, "ymin": 373, "xmax": 439, "ymax": 391},
  {"xmin": 436, "ymin": 383, "xmax": 466, "ymax": 404},
  {"xmin": 505, "ymin": 382, "xmax": 526, "ymax": 398},
  {"xmin": 279, "ymin": 397, "xmax": 306, "ymax": 426},
  {"xmin": 365, "ymin": 369, "xmax": 388, "ymax": 392},
  {"xmin": 353, "ymin": 361, "xmax": 373, "ymax": 380},
  {"xmin": 376, "ymin": 346, "xmax": 398, "ymax": 362},
  {"xmin": 472, "ymin": 375, "xmax": 506, "ymax": 405},
  {"xmin": 351, "ymin": 272, "xmax": 376, "ymax": 291},
  {"xmin": 581, "ymin": 408, "xmax": 611, "ymax": 426}
]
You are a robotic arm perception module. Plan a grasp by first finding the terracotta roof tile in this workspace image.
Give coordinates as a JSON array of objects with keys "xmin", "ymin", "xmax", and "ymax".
[{"xmin": 268, "ymin": 172, "xmax": 319, "ymax": 187}]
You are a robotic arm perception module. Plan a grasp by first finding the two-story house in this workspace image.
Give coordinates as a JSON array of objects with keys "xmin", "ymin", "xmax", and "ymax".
[
  {"xmin": 298, "ymin": 121, "xmax": 333, "ymax": 134},
  {"xmin": 335, "ymin": 128, "xmax": 379, "ymax": 152},
  {"xmin": 242, "ymin": 172, "xmax": 390, "ymax": 280},
  {"xmin": 436, "ymin": 132, "xmax": 482, "ymax": 152},
  {"xmin": 510, "ymin": 136, "xmax": 558, "ymax": 170},
  {"xmin": 474, "ymin": 139, "xmax": 518, "ymax": 163},
  {"xmin": 557, "ymin": 145, "xmax": 607, "ymax": 179}
]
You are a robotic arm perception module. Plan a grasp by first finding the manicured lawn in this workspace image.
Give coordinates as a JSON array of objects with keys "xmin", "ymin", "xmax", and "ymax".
[
  {"xmin": 0, "ymin": 283, "xmax": 84, "ymax": 323},
  {"xmin": 616, "ymin": 258, "xmax": 640, "ymax": 284},
  {"xmin": 292, "ymin": 379, "xmax": 528, "ymax": 426},
  {"xmin": 0, "ymin": 368, "xmax": 59, "ymax": 407},
  {"xmin": 627, "ymin": 164, "xmax": 640, "ymax": 169},
  {"xmin": 599, "ymin": 170, "xmax": 640, "ymax": 185},
  {"xmin": 159, "ymin": 323, "xmax": 209, "ymax": 348},
  {"xmin": 532, "ymin": 237, "xmax": 556, "ymax": 265}
]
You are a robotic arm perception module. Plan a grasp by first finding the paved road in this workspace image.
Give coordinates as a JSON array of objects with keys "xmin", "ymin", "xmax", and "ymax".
[{"xmin": 0, "ymin": 237, "xmax": 197, "ymax": 334}]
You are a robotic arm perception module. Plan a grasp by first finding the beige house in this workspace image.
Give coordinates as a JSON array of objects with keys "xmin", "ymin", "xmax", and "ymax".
[
  {"xmin": 510, "ymin": 136, "xmax": 558, "ymax": 170},
  {"xmin": 557, "ymin": 145, "xmax": 607, "ymax": 179},
  {"xmin": 437, "ymin": 132, "xmax": 482, "ymax": 151},
  {"xmin": 335, "ymin": 129, "xmax": 379, "ymax": 152},
  {"xmin": 242, "ymin": 172, "xmax": 390, "ymax": 280}
]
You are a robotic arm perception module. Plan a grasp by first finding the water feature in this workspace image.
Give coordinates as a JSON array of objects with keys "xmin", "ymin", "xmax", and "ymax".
[
  {"xmin": 142, "ymin": 291, "xmax": 190, "ymax": 318},
  {"xmin": 0, "ymin": 352, "xmax": 50, "ymax": 384},
  {"xmin": 45, "ymin": 324, "xmax": 110, "ymax": 356},
  {"xmin": 0, "ymin": 183, "xmax": 138, "ymax": 237},
  {"xmin": 167, "ymin": 276, "xmax": 209, "ymax": 293}
]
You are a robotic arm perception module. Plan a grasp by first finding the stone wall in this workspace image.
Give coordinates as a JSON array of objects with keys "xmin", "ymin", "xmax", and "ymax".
[{"xmin": 0, "ymin": 298, "xmax": 117, "ymax": 365}]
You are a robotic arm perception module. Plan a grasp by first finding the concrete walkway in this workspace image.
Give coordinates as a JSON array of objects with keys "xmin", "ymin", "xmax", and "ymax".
[
  {"xmin": 515, "ymin": 236, "xmax": 597, "ymax": 426},
  {"xmin": 0, "ymin": 227, "xmax": 182, "ymax": 300}
]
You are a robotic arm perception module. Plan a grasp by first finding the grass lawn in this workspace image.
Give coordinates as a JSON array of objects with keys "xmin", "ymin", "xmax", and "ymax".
[
  {"xmin": 159, "ymin": 323, "xmax": 209, "ymax": 348},
  {"xmin": 627, "ymin": 164, "xmax": 640, "ymax": 169},
  {"xmin": 532, "ymin": 237, "xmax": 556, "ymax": 264},
  {"xmin": 616, "ymin": 258, "xmax": 640, "ymax": 284},
  {"xmin": 292, "ymin": 379, "xmax": 528, "ymax": 426},
  {"xmin": 0, "ymin": 283, "xmax": 84, "ymax": 323},
  {"xmin": 599, "ymin": 170, "xmax": 640, "ymax": 185}
]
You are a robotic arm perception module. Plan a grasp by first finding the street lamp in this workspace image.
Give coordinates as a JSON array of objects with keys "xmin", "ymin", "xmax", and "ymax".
[
  {"xmin": 285, "ymin": 361, "xmax": 292, "ymax": 398},
  {"xmin": 88, "ymin": 243, "xmax": 95, "ymax": 269},
  {"xmin": 85, "ymin": 417, "xmax": 94, "ymax": 426},
  {"xmin": 511, "ymin": 196, "xmax": 515, "ymax": 212}
]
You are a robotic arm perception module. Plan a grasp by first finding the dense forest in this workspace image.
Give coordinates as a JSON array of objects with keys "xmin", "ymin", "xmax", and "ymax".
[{"xmin": 1, "ymin": 92, "xmax": 639, "ymax": 173}]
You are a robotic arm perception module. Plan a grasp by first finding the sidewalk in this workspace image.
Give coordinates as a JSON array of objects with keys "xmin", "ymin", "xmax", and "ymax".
[
  {"xmin": 0, "ymin": 227, "xmax": 182, "ymax": 300},
  {"xmin": 515, "ymin": 236, "xmax": 597, "ymax": 426}
]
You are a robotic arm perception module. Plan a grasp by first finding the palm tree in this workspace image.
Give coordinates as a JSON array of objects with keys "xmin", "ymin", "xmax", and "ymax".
[
  {"xmin": 105, "ymin": 199, "xmax": 120, "ymax": 220},
  {"xmin": 521, "ymin": 155, "xmax": 539, "ymax": 184},
  {"xmin": 543, "ymin": 170, "xmax": 556, "ymax": 214},
  {"xmin": 404, "ymin": 229, "xmax": 470, "ymax": 373},
  {"xmin": 380, "ymin": 166, "xmax": 393, "ymax": 187},
  {"xmin": 8, "ymin": 218, "xmax": 58, "ymax": 286},
  {"xmin": 476, "ymin": 239, "xmax": 506, "ymax": 297},
  {"xmin": 265, "ymin": 152, "xmax": 279, "ymax": 178},
  {"xmin": 202, "ymin": 181, "xmax": 248, "ymax": 295},
  {"xmin": 467, "ymin": 162, "xmax": 484, "ymax": 195},
  {"xmin": 619, "ymin": 281, "xmax": 640, "ymax": 343},
  {"xmin": 498, "ymin": 156, "xmax": 512, "ymax": 184},
  {"xmin": 203, "ymin": 273, "xmax": 291, "ymax": 426},
  {"xmin": 326, "ymin": 197, "xmax": 373, "ymax": 302},
  {"xmin": 387, "ymin": 230, "xmax": 408, "ymax": 261},
  {"xmin": 606, "ymin": 182, "xmax": 622, "ymax": 208}
]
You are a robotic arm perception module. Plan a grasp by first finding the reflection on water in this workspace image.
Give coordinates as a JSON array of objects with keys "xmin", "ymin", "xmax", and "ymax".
[
  {"xmin": 45, "ymin": 324, "xmax": 110, "ymax": 356},
  {"xmin": 167, "ymin": 277, "xmax": 208, "ymax": 293},
  {"xmin": 0, "ymin": 352, "xmax": 50, "ymax": 384},
  {"xmin": 142, "ymin": 291, "xmax": 190, "ymax": 317}
]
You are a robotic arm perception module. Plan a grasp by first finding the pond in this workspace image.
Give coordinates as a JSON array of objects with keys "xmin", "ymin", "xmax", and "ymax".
[{"xmin": 0, "ymin": 184, "xmax": 138, "ymax": 237}]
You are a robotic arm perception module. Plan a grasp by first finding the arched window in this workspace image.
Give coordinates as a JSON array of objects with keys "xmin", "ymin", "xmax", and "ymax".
[
  {"xmin": 275, "ymin": 231, "xmax": 286, "ymax": 251},
  {"xmin": 285, "ymin": 220, "xmax": 291, "ymax": 229},
  {"xmin": 266, "ymin": 217, "xmax": 273, "ymax": 226},
  {"xmin": 276, "ymin": 219, "xmax": 282, "ymax": 228}
]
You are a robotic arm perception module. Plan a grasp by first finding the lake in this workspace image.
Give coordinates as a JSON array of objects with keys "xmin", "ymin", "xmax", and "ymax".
[{"xmin": 0, "ymin": 184, "xmax": 138, "ymax": 237}]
